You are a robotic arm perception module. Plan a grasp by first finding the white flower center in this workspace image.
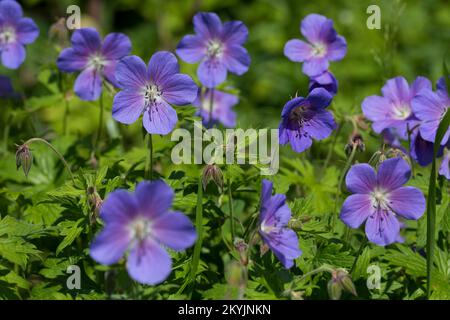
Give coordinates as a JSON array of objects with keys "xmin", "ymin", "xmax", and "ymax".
[
  {"xmin": 0, "ymin": 26, "xmax": 16, "ymax": 46},
  {"xmin": 370, "ymin": 188, "xmax": 390, "ymax": 210},
  {"xmin": 130, "ymin": 217, "xmax": 152, "ymax": 242},
  {"xmin": 312, "ymin": 43, "xmax": 327, "ymax": 57},
  {"xmin": 206, "ymin": 40, "xmax": 223, "ymax": 58},
  {"xmin": 392, "ymin": 104, "xmax": 411, "ymax": 120},
  {"xmin": 88, "ymin": 53, "xmax": 108, "ymax": 71},
  {"xmin": 143, "ymin": 84, "xmax": 162, "ymax": 107}
]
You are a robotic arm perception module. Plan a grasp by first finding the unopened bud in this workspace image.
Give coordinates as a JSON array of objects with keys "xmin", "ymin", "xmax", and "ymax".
[
  {"xmin": 345, "ymin": 133, "xmax": 365, "ymax": 156},
  {"xmin": 48, "ymin": 18, "xmax": 69, "ymax": 49},
  {"xmin": 327, "ymin": 269, "xmax": 357, "ymax": 300},
  {"xmin": 202, "ymin": 164, "xmax": 223, "ymax": 192},
  {"xmin": 87, "ymin": 186, "xmax": 103, "ymax": 224},
  {"xmin": 15, "ymin": 144, "xmax": 32, "ymax": 178},
  {"xmin": 234, "ymin": 238, "xmax": 248, "ymax": 266}
]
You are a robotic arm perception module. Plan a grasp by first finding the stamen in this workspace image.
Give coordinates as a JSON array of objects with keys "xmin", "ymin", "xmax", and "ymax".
[{"xmin": 206, "ymin": 40, "xmax": 223, "ymax": 58}]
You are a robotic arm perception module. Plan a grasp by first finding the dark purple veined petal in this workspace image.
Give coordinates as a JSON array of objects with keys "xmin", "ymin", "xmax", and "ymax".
[
  {"xmin": 126, "ymin": 238, "xmax": 172, "ymax": 285},
  {"xmin": 410, "ymin": 130, "xmax": 437, "ymax": 167},
  {"xmin": 221, "ymin": 21, "xmax": 248, "ymax": 45},
  {"xmin": 0, "ymin": 0, "xmax": 23, "ymax": 22},
  {"xmin": 300, "ymin": 14, "xmax": 336, "ymax": 44},
  {"xmin": 282, "ymin": 126, "xmax": 313, "ymax": 153},
  {"xmin": 307, "ymin": 87, "xmax": 333, "ymax": 109},
  {"xmin": 260, "ymin": 179, "xmax": 273, "ymax": 218},
  {"xmin": 16, "ymin": 17, "xmax": 39, "ymax": 45},
  {"xmin": 326, "ymin": 35, "xmax": 347, "ymax": 61},
  {"xmin": 284, "ymin": 39, "xmax": 312, "ymax": 63},
  {"xmin": 70, "ymin": 28, "xmax": 102, "ymax": 55},
  {"xmin": 309, "ymin": 71, "xmax": 338, "ymax": 96},
  {"xmin": 57, "ymin": 47, "xmax": 89, "ymax": 72},
  {"xmin": 142, "ymin": 100, "xmax": 178, "ymax": 135},
  {"xmin": 135, "ymin": 180, "xmax": 174, "ymax": 219},
  {"xmin": 222, "ymin": 44, "xmax": 250, "ymax": 75},
  {"xmin": 1, "ymin": 42, "xmax": 25, "ymax": 69},
  {"xmin": 340, "ymin": 193, "xmax": 374, "ymax": 228},
  {"xmin": 439, "ymin": 152, "xmax": 450, "ymax": 180},
  {"xmin": 381, "ymin": 76, "xmax": 411, "ymax": 105},
  {"xmin": 436, "ymin": 76, "xmax": 450, "ymax": 101},
  {"xmin": 176, "ymin": 34, "xmax": 206, "ymax": 63},
  {"xmin": 89, "ymin": 222, "xmax": 131, "ymax": 265},
  {"xmin": 148, "ymin": 51, "xmax": 180, "ymax": 85},
  {"xmin": 112, "ymin": 89, "xmax": 145, "ymax": 124},
  {"xmin": 345, "ymin": 163, "xmax": 377, "ymax": 194},
  {"xmin": 365, "ymin": 209, "xmax": 400, "ymax": 246},
  {"xmin": 260, "ymin": 193, "xmax": 290, "ymax": 227},
  {"xmin": 197, "ymin": 58, "xmax": 227, "ymax": 88},
  {"xmin": 73, "ymin": 67, "xmax": 102, "ymax": 101},
  {"xmin": 377, "ymin": 157, "xmax": 411, "ymax": 191},
  {"xmin": 152, "ymin": 211, "xmax": 197, "ymax": 251},
  {"xmin": 102, "ymin": 60, "xmax": 120, "ymax": 87},
  {"xmin": 101, "ymin": 32, "xmax": 131, "ymax": 60},
  {"xmin": 261, "ymin": 229, "xmax": 302, "ymax": 269},
  {"xmin": 280, "ymin": 96, "xmax": 306, "ymax": 117},
  {"xmin": 388, "ymin": 186, "xmax": 425, "ymax": 220},
  {"xmin": 115, "ymin": 55, "xmax": 149, "ymax": 89},
  {"xmin": 305, "ymin": 109, "xmax": 336, "ymax": 140},
  {"xmin": 161, "ymin": 73, "xmax": 198, "ymax": 106},
  {"xmin": 302, "ymin": 57, "xmax": 329, "ymax": 77},
  {"xmin": 193, "ymin": 12, "xmax": 222, "ymax": 39},
  {"xmin": 99, "ymin": 189, "xmax": 139, "ymax": 224}
]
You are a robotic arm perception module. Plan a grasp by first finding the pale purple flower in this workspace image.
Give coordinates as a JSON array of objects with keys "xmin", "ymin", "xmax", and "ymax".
[
  {"xmin": 193, "ymin": 88, "xmax": 238, "ymax": 127},
  {"xmin": 57, "ymin": 28, "xmax": 131, "ymax": 101},
  {"xmin": 284, "ymin": 14, "xmax": 347, "ymax": 77},
  {"xmin": 279, "ymin": 87, "xmax": 336, "ymax": 153},
  {"xmin": 0, "ymin": 0, "xmax": 39, "ymax": 69},
  {"xmin": 340, "ymin": 157, "xmax": 425, "ymax": 246},
  {"xmin": 90, "ymin": 180, "xmax": 197, "ymax": 285},
  {"xmin": 259, "ymin": 179, "xmax": 302, "ymax": 269},
  {"xmin": 112, "ymin": 52, "xmax": 198, "ymax": 135},
  {"xmin": 440, "ymin": 151, "xmax": 450, "ymax": 180},
  {"xmin": 362, "ymin": 76, "xmax": 431, "ymax": 140},
  {"xmin": 176, "ymin": 12, "xmax": 250, "ymax": 88},
  {"xmin": 308, "ymin": 70, "xmax": 338, "ymax": 96}
]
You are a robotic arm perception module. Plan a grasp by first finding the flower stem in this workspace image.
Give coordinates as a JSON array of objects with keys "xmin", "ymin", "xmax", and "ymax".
[
  {"xmin": 144, "ymin": 133, "xmax": 153, "ymax": 180},
  {"xmin": 228, "ymin": 178, "xmax": 236, "ymax": 242},
  {"xmin": 63, "ymin": 95, "xmax": 70, "ymax": 136},
  {"xmin": 208, "ymin": 88, "xmax": 215, "ymax": 128},
  {"xmin": 407, "ymin": 123, "xmax": 415, "ymax": 178},
  {"xmin": 93, "ymin": 90, "xmax": 104, "ymax": 154},
  {"xmin": 24, "ymin": 137, "xmax": 75, "ymax": 183}
]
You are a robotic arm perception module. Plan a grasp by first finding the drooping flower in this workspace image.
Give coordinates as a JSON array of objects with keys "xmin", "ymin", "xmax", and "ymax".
[
  {"xmin": 90, "ymin": 180, "xmax": 197, "ymax": 285},
  {"xmin": 0, "ymin": 0, "xmax": 39, "ymax": 69},
  {"xmin": 176, "ymin": 12, "xmax": 250, "ymax": 88},
  {"xmin": 284, "ymin": 14, "xmax": 347, "ymax": 77},
  {"xmin": 259, "ymin": 179, "xmax": 302, "ymax": 269},
  {"xmin": 279, "ymin": 87, "xmax": 336, "ymax": 153},
  {"xmin": 193, "ymin": 88, "xmax": 238, "ymax": 127},
  {"xmin": 362, "ymin": 76, "xmax": 431, "ymax": 140},
  {"xmin": 340, "ymin": 157, "xmax": 425, "ymax": 246},
  {"xmin": 112, "ymin": 52, "xmax": 198, "ymax": 135},
  {"xmin": 410, "ymin": 130, "xmax": 443, "ymax": 167},
  {"xmin": 57, "ymin": 28, "xmax": 131, "ymax": 101},
  {"xmin": 308, "ymin": 70, "xmax": 338, "ymax": 96}
]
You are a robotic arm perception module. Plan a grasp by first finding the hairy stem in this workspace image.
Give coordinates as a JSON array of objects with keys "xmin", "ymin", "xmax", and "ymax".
[
  {"xmin": 228, "ymin": 178, "xmax": 236, "ymax": 242},
  {"xmin": 144, "ymin": 133, "xmax": 153, "ymax": 180}
]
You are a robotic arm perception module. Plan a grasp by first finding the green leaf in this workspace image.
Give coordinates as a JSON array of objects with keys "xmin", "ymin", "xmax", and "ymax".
[{"xmin": 56, "ymin": 219, "xmax": 84, "ymax": 256}]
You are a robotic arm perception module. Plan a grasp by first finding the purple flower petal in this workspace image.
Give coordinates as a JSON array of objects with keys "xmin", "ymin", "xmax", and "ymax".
[
  {"xmin": 381, "ymin": 77, "xmax": 410, "ymax": 105},
  {"xmin": 284, "ymin": 128, "xmax": 313, "ymax": 153},
  {"xmin": 261, "ymin": 194, "xmax": 290, "ymax": 227},
  {"xmin": 261, "ymin": 229, "xmax": 301, "ymax": 269},
  {"xmin": 221, "ymin": 21, "xmax": 248, "ymax": 45},
  {"xmin": 193, "ymin": 12, "xmax": 222, "ymax": 39},
  {"xmin": 340, "ymin": 194, "xmax": 374, "ymax": 228},
  {"xmin": 143, "ymin": 101, "xmax": 178, "ymax": 135},
  {"xmin": 1, "ymin": 42, "xmax": 25, "ymax": 69},
  {"xmin": 99, "ymin": 189, "xmax": 139, "ymax": 224},
  {"xmin": 260, "ymin": 179, "xmax": 273, "ymax": 217},
  {"xmin": 148, "ymin": 51, "xmax": 180, "ymax": 85},
  {"xmin": 71, "ymin": 28, "xmax": 102, "ymax": 54},
  {"xmin": 57, "ymin": 47, "xmax": 88, "ymax": 72},
  {"xmin": 197, "ymin": 58, "xmax": 227, "ymax": 88},
  {"xmin": 102, "ymin": 60, "xmax": 120, "ymax": 87},
  {"xmin": 439, "ymin": 152, "xmax": 450, "ymax": 180},
  {"xmin": 410, "ymin": 131, "xmax": 435, "ymax": 166},
  {"xmin": 307, "ymin": 87, "xmax": 333, "ymax": 109},
  {"xmin": 388, "ymin": 186, "xmax": 425, "ymax": 220},
  {"xmin": 74, "ymin": 67, "xmax": 102, "ymax": 101},
  {"xmin": 361, "ymin": 95, "xmax": 395, "ymax": 133},
  {"xmin": 377, "ymin": 157, "xmax": 411, "ymax": 191},
  {"xmin": 112, "ymin": 89, "xmax": 145, "ymax": 124},
  {"xmin": 90, "ymin": 223, "xmax": 131, "ymax": 265},
  {"xmin": 345, "ymin": 163, "xmax": 377, "ymax": 194},
  {"xmin": 300, "ymin": 14, "xmax": 336, "ymax": 44},
  {"xmin": 411, "ymin": 76, "xmax": 432, "ymax": 96},
  {"xmin": 306, "ymin": 109, "xmax": 336, "ymax": 140},
  {"xmin": 302, "ymin": 57, "xmax": 329, "ymax": 77},
  {"xmin": 101, "ymin": 32, "xmax": 131, "ymax": 60},
  {"xmin": 0, "ymin": 0, "xmax": 23, "ymax": 22},
  {"xmin": 326, "ymin": 35, "xmax": 347, "ymax": 61},
  {"xmin": 176, "ymin": 35, "xmax": 206, "ymax": 63},
  {"xmin": 161, "ymin": 73, "xmax": 198, "ymax": 106},
  {"xmin": 223, "ymin": 45, "xmax": 250, "ymax": 75},
  {"xmin": 365, "ymin": 209, "xmax": 400, "ymax": 246},
  {"xmin": 152, "ymin": 212, "xmax": 197, "ymax": 251},
  {"xmin": 126, "ymin": 238, "xmax": 172, "ymax": 285},
  {"xmin": 115, "ymin": 55, "xmax": 148, "ymax": 89},
  {"xmin": 284, "ymin": 39, "xmax": 312, "ymax": 62},
  {"xmin": 16, "ymin": 17, "xmax": 39, "ymax": 45},
  {"xmin": 135, "ymin": 180, "xmax": 174, "ymax": 219}
]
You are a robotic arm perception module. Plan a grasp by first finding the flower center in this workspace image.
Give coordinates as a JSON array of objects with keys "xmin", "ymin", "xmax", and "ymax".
[
  {"xmin": 206, "ymin": 40, "xmax": 223, "ymax": 58},
  {"xmin": 260, "ymin": 220, "xmax": 277, "ymax": 234},
  {"xmin": 392, "ymin": 104, "xmax": 411, "ymax": 120},
  {"xmin": 370, "ymin": 188, "xmax": 390, "ymax": 210},
  {"xmin": 144, "ymin": 84, "xmax": 162, "ymax": 107},
  {"xmin": 88, "ymin": 53, "xmax": 108, "ymax": 71},
  {"xmin": 130, "ymin": 217, "xmax": 151, "ymax": 242},
  {"xmin": 0, "ymin": 26, "xmax": 16, "ymax": 46},
  {"xmin": 312, "ymin": 43, "xmax": 326, "ymax": 57}
]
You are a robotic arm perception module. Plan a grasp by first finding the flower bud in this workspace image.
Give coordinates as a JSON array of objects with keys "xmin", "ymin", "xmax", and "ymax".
[
  {"xmin": 327, "ymin": 278, "xmax": 342, "ymax": 300},
  {"xmin": 15, "ymin": 144, "xmax": 32, "ymax": 178},
  {"xmin": 48, "ymin": 18, "xmax": 69, "ymax": 49},
  {"xmin": 87, "ymin": 186, "xmax": 103, "ymax": 224},
  {"xmin": 345, "ymin": 133, "xmax": 365, "ymax": 156},
  {"xmin": 327, "ymin": 269, "xmax": 357, "ymax": 300},
  {"xmin": 234, "ymin": 238, "xmax": 248, "ymax": 266},
  {"xmin": 202, "ymin": 164, "xmax": 223, "ymax": 192}
]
